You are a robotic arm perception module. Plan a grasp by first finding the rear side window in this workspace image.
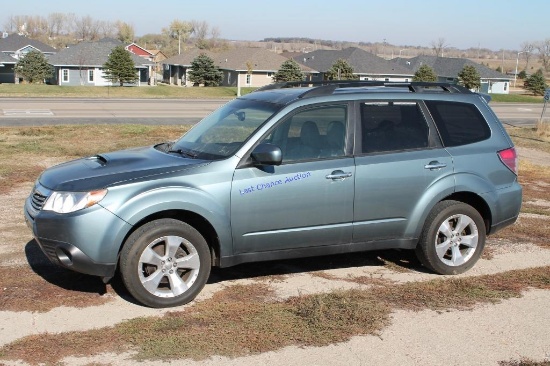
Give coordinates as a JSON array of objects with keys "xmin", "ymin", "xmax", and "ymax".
[
  {"xmin": 360, "ymin": 101, "xmax": 429, "ymax": 154},
  {"xmin": 425, "ymin": 101, "xmax": 490, "ymax": 147}
]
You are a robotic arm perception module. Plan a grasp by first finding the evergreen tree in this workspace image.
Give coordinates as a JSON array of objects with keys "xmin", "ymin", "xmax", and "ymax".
[
  {"xmin": 15, "ymin": 50, "xmax": 53, "ymax": 83},
  {"xmin": 458, "ymin": 65, "xmax": 481, "ymax": 90},
  {"xmin": 495, "ymin": 66, "xmax": 502, "ymax": 73},
  {"xmin": 518, "ymin": 70, "xmax": 527, "ymax": 79},
  {"xmin": 413, "ymin": 64, "xmax": 437, "ymax": 82},
  {"xmin": 524, "ymin": 69, "xmax": 548, "ymax": 96},
  {"xmin": 103, "ymin": 46, "xmax": 139, "ymax": 86},
  {"xmin": 273, "ymin": 59, "xmax": 304, "ymax": 82},
  {"xmin": 188, "ymin": 54, "xmax": 223, "ymax": 86},
  {"xmin": 326, "ymin": 59, "xmax": 357, "ymax": 80}
]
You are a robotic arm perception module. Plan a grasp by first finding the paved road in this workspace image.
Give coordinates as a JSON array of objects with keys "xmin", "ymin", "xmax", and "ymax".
[{"xmin": 0, "ymin": 98, "xmax": 545, "ymax": 127}]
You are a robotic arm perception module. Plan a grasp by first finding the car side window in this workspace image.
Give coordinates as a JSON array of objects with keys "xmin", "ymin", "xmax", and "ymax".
[
  {"xmin": 262, "ymin": 105, "xmax": 347, "ymax": 163},
  {"xmin": 360, "ymin": 101, "xmax": 429, "ymax": 154},
  {"xmin": 425, "ymin": 100, "xmax": 491, "ymax": 147}
]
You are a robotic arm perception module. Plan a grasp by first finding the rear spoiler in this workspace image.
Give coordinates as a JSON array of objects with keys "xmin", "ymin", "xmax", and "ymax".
[{"xmin": 479, "ymin": 93, "xmax": 492, "ymax": 104}]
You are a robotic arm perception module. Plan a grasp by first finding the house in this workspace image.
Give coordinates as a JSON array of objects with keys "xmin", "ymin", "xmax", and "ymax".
[
  {"xmin": 293, "ymin": 47, "xmax": 413, "ymax": 82},
  {"xmin": 162, "ymin": 48, "xmax": 314, "ymax": 87},
  {"xmin": 392, "ymin": 55, "xmax": 511, "ymax": 94},
  {"xmin": 47, "ymin": 38, "xmax": 153, "ymax": 86},
  {"xmin": 0, "ymin": 33, "xmax": 56, "ymax": 83}
]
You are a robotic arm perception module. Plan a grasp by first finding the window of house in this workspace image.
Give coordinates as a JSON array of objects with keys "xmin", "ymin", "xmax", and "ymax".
[
  {"xmin": 360, "ymin": 101, "xmax": 429, "ymax": 154},
  {"xmin": 62, "ymin": 69, "xmax": 69, "ymax": 83},
  {"xmin": 246, "ymin": 74, "xmax": 251, "ymax": 85},
  {"xmin": 266, "ymin": 72, "xmax": 273, "ymax": 78},
  {"xmin": 88, "ymin": 70, "xmax": 94, "ymax": 82}
]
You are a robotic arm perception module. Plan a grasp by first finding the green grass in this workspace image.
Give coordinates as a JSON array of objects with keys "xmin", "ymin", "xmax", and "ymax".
[
  {"xmin": 0, "ymin": 84, "xmax": 257, "ymax": 99},
  {"xmin": 489, "ymin": 93, "xmax": 544, "ymax": 103}
]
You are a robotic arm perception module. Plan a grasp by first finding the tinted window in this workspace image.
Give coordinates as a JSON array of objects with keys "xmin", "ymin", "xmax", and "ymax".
[
  {"xmin": 425, "ymin": 101, "xmax": 490, "ymax": 147},
  {"xmin": 360, "ymin": 101, "xmax": 429, "ymax": 154},
  {"xmin": 262, "ymin": 105, "xmax": 347, "ymax": 162}
]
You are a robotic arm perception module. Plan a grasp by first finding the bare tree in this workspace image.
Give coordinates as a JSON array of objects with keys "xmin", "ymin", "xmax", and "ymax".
[
  {"xmin": 47, "ymin": 13, "xmax": 67, "ymax": 38},
  {"xmin": 520, "ymin": 41, "xmax": 535, "ymax": 70},
  {"xmin": 431, "ymin": 38, "xmax": 448, "ymax": 57},
  {"xmin": 163, "ymin": 19, "xmax": 193, "ymax": 54},
  {"xmin": 191, "ymin": 20, "xmax": 209, "ymax": 49},
  {"xmin": 74, "ymin": 15, "xmax": 100, "ymax": 41},
  {"xmin": 3, "ymin": 15, "xmax": 26, "ymax": 33},
  {"xmin": 535, "ymin": 39, "xmax": 550, "ymax": 72}
]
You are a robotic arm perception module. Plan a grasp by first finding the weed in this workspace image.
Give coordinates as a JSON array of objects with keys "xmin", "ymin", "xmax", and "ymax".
[{"xmin": 2, "ymin": 266, "xmax": 549, "ymax": 365}]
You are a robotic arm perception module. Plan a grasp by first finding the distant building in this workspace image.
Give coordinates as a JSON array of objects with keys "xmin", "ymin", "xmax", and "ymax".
[
  {"xmin": 47, "ymin": 38, "xmax": 152, "ymax": 86},
  {"xmin": 0, "ymin": 33, "xmax": 56, "ymax": 83},
  {"xmin": 162, "ymin": 48, "xmax": 313, "ymax": 87},
  {"xmin": 293, "ymin": 47, "xmax": 413, "ymax": 82},
  {"xmin": 392, "ymin": 55, "xmax": 511, "ymax": 94}
]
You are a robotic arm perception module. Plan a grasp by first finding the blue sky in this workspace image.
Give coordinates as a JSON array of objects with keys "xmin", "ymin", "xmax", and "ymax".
[{"xmin": 3, "ymin": 0, "xmax": 548, "ymax": 50}]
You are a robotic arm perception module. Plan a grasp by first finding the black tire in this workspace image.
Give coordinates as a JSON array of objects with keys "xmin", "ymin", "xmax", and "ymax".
[
  {"xmin": 416, "ymin": 200, "xmax": 486, "ymax": 275},
  {"xmin": 120, "ymin": 218, "xmax": 211, "ymax": 308}
]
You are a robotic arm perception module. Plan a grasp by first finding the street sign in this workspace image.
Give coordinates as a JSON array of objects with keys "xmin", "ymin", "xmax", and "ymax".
[{"xmin": 545, "ymin": 88, "xmax": 550, "ymax": 101}]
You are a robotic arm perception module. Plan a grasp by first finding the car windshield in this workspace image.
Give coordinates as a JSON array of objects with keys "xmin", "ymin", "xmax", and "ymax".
[{"xmin": 171, "ymin": 98, "xmax": 281, "ymax": 160}]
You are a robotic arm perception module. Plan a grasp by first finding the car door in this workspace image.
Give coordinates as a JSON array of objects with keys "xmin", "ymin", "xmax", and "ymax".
[
  {"xmin": 352, "ymin": 100, "xmax": 454, "ymax": 243},
  {"xmin": 231, "ymin": 104, "xmax": 355, "ymax": 254}
]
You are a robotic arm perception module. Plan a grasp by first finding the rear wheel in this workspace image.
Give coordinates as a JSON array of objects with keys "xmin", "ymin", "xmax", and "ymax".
[
  {"xmin": 120, "ymin": 218, "xmax": 211, "ymax": 308},
  {"xmin": 416, "ymin": 200, "xmax": 486, "ymax": 275}
]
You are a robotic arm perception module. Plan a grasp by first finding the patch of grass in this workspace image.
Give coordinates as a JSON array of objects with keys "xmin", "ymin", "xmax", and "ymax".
[
  {"xmin": 507, "ymin": 126, "xmax": 550, "ymax": 154},
  {"xmin": 0, "ymin": 84, "xmax": 256, "ymax": 99},
  {"xmin": 0, "ymin": 125, "xmax": 190, "ymax": 193},
  {"xmin": 490, "ymin": 94, "xmax": 544, "ymax": 103},
  {"xmin": 2, "ymin": 266, "xmax": 549, "ymax": 365},
  {"xmin": 0, "ymin": 264, "xmax": 113, "ymax": 312}
]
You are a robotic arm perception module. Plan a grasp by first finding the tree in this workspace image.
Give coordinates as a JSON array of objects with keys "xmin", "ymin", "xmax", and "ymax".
[
  {"xmin": 164, "ymin": 19, "xmax": 193, "ymax": 55},
  {"xmin": 520, "ymin": 41, "xmax": 535, "ymax": 70},
  {"xmin": 458, "ymin": 65, "xmax": 481, "ymax": 90},
  {"xmin": 413, "ymin": 64, "xmax": 437, "ymax": 82},
  {"xmin": 495, "ymin": 66, "xmax": 502, "ymax": 73},
  {"xmin": 326, "ymin": 59, "xmax": 357, "ymax": 80},
  {"xmin": 535, "ymin": 39, "xmax": 550, "ymax": 72},
  {"xmin": 103, "ymin": 46, "xmax": 139, "ymax": 86},
  {"xmin": 431, "ymin": 38, "xmax": 448, "ymax": 57},
  {"xmin": 524, "ymin": 69, "xmax": 548, "ymax": 96},
  {"xmin": 273, "ymin": 59, "xmax": 304, "ymax": 82},
  {"xmin": 188, "ymin": 54, "xmax": 222, "ymax": 86},
  {"xmin": 116, "ymin": 21, "xmax": 135, "ymax": 43},
  {"xmin": 15, "ymin": 50, "xmax": 53, "ymax": 83},
  {"xmin": 518, "ymin": 70, "xmax": 527, "ymax": 79}
]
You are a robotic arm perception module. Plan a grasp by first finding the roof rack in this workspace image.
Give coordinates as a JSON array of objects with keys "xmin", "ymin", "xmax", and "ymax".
[{"xmin": 253, "ymin": 80, "xmax": 472, "ymax": 98}]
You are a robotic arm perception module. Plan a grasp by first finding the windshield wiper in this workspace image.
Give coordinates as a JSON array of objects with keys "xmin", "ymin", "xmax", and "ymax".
[{"xmin": 168, "ymin": 148, "xmax": 198, "ymax": 159}]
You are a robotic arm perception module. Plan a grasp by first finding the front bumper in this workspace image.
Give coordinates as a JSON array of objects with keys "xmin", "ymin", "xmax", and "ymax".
[{"xmin": 24, "ymin": 197, "xmax": 131, "ymax": 278}]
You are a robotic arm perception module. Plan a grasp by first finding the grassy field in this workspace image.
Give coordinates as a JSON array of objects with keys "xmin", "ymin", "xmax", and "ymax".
[
  {"xmin": 0, "ymin": 83, "xmax": 257, "ymax": 99},
  {"xmin": 0, "ymin": 84, "xmax": 546, "ymax": 102}
]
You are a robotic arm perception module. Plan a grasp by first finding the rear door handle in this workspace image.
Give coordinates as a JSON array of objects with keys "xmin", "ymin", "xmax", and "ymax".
[
  {"xmin": 424, "ymin": 161, "xmax": 447, "ymax": 171},
  {"xmin": 326, "ymin": 170, "xmax": 353, "ymax": 180}
]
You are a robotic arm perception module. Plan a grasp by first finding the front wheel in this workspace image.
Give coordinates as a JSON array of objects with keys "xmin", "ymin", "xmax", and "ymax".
[
  {"xmin": 416, "ymin": 200, "xmax": 486, "ymax": 275},
  {"xmin": 120, "ymin": 219, "xmax": 211, "ymax": 308}
]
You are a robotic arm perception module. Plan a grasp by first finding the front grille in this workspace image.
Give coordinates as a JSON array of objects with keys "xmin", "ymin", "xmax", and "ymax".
[{"xmin": 31, "ymin": 190, "xmax": 48, "ymax": 211}]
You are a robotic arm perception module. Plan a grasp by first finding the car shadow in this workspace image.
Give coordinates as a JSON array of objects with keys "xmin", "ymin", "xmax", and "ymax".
[
  {"xmin": 25, "ymin": 239, "xmax": 427, "ymax": 306},
  {"xmin": 208, "ymin": 249, "xmax": 426, "ymax": 284},
  {"xmin": 25, "ymin": 239, "xmax": 109, "ymax": 296}
]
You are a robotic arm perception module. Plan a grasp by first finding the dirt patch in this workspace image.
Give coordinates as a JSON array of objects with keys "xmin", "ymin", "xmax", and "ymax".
[{"xmin": 517, "ymin": 147, "xmax": 550, "ymax": 167}]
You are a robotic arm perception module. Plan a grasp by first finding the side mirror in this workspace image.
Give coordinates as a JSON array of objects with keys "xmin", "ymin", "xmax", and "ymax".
[{"xmin": 251, "ymin": 143, "xmax": 282, "ymax": 166}]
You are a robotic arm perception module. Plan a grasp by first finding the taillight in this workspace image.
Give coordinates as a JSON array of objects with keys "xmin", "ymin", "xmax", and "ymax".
[{"xmin": 498, "ymin": 147, "xmax": 518, "ymax": 175}]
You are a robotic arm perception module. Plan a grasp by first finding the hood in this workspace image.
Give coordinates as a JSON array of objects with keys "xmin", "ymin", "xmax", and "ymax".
[{"xmin": 39, "ymin": 145, "xmax": 208, "ymax": 191}]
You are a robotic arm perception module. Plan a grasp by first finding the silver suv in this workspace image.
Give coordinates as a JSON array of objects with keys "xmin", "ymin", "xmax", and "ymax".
[{"xmin": 24, "ymin": 82, "xmax": 522, "ymax": 308}]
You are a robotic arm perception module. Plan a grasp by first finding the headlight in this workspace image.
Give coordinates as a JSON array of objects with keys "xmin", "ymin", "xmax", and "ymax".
[{"xmin": 43, "ymin": 189, "xmax": 108, "ymax": 213}]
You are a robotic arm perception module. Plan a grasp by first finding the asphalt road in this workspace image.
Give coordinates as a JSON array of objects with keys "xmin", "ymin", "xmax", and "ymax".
[{"xmin": 0, "ymin": 98, "xmax": 546, "ymax": 127}]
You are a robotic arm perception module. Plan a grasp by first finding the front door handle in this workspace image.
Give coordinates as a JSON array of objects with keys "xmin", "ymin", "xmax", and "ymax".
[
  {"xmin": 424, "ymin": 161, "xmax": 447, "ymax": 171},
  {"xmin": 326, "ymin": 170, "xmax": 353, "ymax": 180}
]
